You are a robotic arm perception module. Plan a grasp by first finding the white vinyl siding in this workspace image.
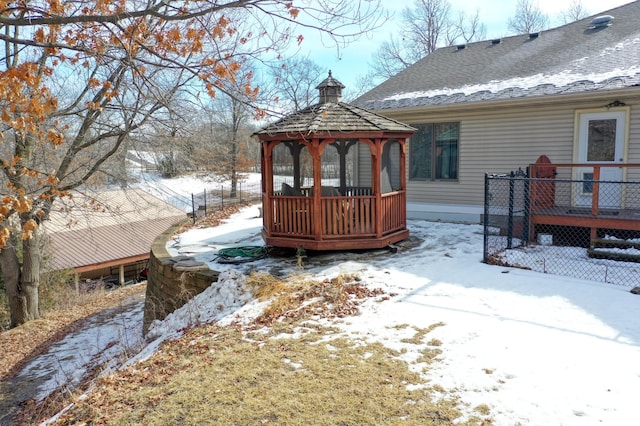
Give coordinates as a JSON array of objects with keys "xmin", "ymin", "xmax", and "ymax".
[{"xmin": 378, "ymin": 98, "xmax": 640, "ymax": 210}]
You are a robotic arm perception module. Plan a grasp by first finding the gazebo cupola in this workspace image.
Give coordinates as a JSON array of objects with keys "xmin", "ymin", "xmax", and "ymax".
[
  {"xmin": 316, "ymin": 70, "xmax": 345, "ymax": 104},
  {"xmin": 255, "ymin": 73, "xmax": 416, "ymax": 251}
]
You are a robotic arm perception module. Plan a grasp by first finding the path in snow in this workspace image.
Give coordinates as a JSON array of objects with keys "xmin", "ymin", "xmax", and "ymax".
[{"xmin": 0, "ymin": 293, "xmax": 145, "ymax": 426}]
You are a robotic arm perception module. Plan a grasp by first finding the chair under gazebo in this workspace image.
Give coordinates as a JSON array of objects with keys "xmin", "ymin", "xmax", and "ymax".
[{"xmin": 254, "ymin": 72, "xmax": 416, "ymax": 251}]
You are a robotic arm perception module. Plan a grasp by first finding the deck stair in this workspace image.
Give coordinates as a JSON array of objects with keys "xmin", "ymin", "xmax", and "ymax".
[{"xmin": 588, "ymin": 238, "xmax": 640, "ymax": 263}]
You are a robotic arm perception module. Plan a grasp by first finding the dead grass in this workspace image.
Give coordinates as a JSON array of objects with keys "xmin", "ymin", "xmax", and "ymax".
[
  {"xmin": 2, "ymin": 252, "xmax": 495, "ymax": 426},
  {"xmin": 48, "ymin": 271, "xmax": 493, "ymax": 425},
  {"xmin": 400, "ymin": 322, "xmax": 446, "ymax": 345},
  {"xmin": 56, "ymin": 324, "xmax": 486, "ymax": 425},
  {"xmin": 247, "ymin": 272, "xmax": 384, "ymax": 325}
]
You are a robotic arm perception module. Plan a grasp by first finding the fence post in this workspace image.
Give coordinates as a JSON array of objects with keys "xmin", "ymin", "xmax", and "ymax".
[
  {"xmin": 221, "ymin": 185, "xmax": 224, "ymax": 210},
  {"xmin": 523, "ymin": 166, "xmax": 530, "ymax": 245},
  {"xmin": 507, "ymin": 170, "xmax": 515, "ymax": 249},
  {"xmin": 239, "ymin": 181, "xmax": 242, "ymax": 203},
  {"xmin": 191, "ymin": 193, "xmax": 196, "ymax": 224},
  {"xmin": 203, "ymin": 189, "xmax": 207, "ymax": 217},
  {"xmin": 483, "ymin": 173, "xmax": 490, "ymax": 263}
]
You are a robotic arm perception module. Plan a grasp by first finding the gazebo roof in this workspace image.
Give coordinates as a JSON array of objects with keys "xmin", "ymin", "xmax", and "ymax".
[{"xmin": 255, "ymin": 101, "xmax": 416, "ymax": 137}]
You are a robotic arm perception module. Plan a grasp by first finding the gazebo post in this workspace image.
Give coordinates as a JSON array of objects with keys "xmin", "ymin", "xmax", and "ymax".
[
  {"xmin": 263, "ymin": 142, "xmax": 275, "ymax": 233},
  {"xmin": 399, "ymin": 138, "xmax": 407, "ymax": 190},
  {"xmin": 400, "ymin": 138, "xmax": 408, "ymax": 227},
  {"xmin": 372, "ymin": 138, "xmax": 383, "ymax": 238},
  {"xmin": 312, "ymin": 138, "xmax": 323, "ymax": 241}
]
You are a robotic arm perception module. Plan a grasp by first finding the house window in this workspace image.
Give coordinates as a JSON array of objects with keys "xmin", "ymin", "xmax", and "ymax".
[
  {"xmin": 587, "ymin": 119, "xmax": 616, "ymax": 161},
  {"xmin": 409, "ymin": 123, "xmax": 459, "ymax": 180},
  {"xmin": 582, "ymin": 172, "xmax": 594, "ymax": 194}
]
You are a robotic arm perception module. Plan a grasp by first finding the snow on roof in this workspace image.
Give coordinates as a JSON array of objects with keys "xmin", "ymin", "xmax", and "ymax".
[
  {"xmin": 383, "ymin": 66, "xmax": 640, "ymax": 102},
  {"xmin": 354, "ymin": 2, "xmax": 640, "ymax": 110}
]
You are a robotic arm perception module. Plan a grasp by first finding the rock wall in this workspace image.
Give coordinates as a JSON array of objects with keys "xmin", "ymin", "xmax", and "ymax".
[{"xmin": 143, "ymin": 222, "xmax": 219, "ymax": 335}]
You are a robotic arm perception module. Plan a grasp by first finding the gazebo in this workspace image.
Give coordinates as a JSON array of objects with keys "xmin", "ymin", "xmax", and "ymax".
[{"xmin": 255, "ymin": 72, "xmax": 416, "ymax": 251}]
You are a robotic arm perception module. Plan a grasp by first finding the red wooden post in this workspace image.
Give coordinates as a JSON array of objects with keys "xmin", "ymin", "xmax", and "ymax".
[
  {"xmin": 263, "ymin": 142, "xmax": 275, "ymax": 236},
  {"xmin": 399, "ymin": 138, "xmax": 407, "ymax": 229},
  {"xmin": 312, "ymin": 138, "xmax": 323, "ymax": 241},
  {"xmin": 372, "ymin": 139, "xmax": 383, "ymax": 238},
  {"xmin": 591, "ymin": 166, "xmax": 601, "ymax": 242}
]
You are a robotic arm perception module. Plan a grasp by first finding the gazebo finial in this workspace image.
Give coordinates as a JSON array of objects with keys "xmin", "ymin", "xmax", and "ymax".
[{"xmin": 316, "ymin": 71, "xmax": 345, "ymax": 104}]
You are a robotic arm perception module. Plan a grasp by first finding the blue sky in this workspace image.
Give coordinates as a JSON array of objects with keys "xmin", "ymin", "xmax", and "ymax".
[{"xmin": 292, "ymin": 0, "xmax": 633, "ymax": 94}]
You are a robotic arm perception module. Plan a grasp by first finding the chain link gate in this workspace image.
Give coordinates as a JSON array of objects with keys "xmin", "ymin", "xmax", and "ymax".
[{"xmin": 483, "ymin": 167, "xmax": 640, "ymax": 288}]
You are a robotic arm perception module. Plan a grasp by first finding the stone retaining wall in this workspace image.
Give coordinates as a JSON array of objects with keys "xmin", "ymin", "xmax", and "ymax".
[{"xmin": 143, "ymin": 222, "xmax": 219, "ymax": 335}]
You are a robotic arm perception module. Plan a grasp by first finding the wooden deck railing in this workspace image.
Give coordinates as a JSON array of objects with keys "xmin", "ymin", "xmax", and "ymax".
[
  {"xmin": 527, "ymin": 163, "xmax": 640, "ymax": 241},
  {"xmin": 271, "ymin": 195, "xmax": 313, "ymax": 236},
  {"xmin": 381, "ymin": 192, "xmax": 406, "ymax": 235},
  {"xmin": 266, "ymin": 190, "xmax": 406, "ymax": 240},
  {"xmin": 322, "ymin": 195, "xmax": 375, "ymax": 236},
  {"xmin": 529, "ymin": 163, "xmax": 640, "ymax": 216}
]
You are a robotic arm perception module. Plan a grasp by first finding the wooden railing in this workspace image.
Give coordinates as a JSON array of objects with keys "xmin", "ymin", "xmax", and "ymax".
[
  {"xmin": 322, "ymin": 195, "xmax": 375, "ymax": 237},
  {"xmin": 271, "ymin": 195, "xmax": 313, "ymax": 236},
  {"xmin": 526, "ymin": 162, "xmax": 640, "ymax": 241},
  {"xmin": 267, "ymin": 190, "xmax": 407, "ymax": 240},
  {"xmin": 381, "ymin": 191, "xmax": 406, "ymax": 235},
  {"xmin": 529, "ymin": 163, "xmax": 640, "ymax": 216}
]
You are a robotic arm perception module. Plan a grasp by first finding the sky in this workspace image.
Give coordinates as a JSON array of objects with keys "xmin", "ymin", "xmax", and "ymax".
[
  {"xmin": 294, "ymin": 0, "xmax": 635, "ymax": 94},
  {"xmin": 17, "ymin": 170, "xmax": 640, "ymax": 425}
]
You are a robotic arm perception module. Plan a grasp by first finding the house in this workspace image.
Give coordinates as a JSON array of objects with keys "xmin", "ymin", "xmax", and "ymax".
[
  {"xmin": 42, "ymin": 189, "xmax": 186, "ymax": 286},
  {"xmin": 353, "ymin": 1, "xmax": 640, "ymax": 223}
]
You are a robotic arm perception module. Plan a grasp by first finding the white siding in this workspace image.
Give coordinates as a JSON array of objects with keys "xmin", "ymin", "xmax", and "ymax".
[{"xmin": 373, "ymin": 96, "xmax": 640, "ymax": 221}]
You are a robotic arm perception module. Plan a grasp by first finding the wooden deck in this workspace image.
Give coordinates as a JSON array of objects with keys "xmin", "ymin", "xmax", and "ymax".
[
  {"xmin": 528, "ymin": 163, "xmax": 640, "ymax": 241},
  {"xmin": 531, "ymin": 205, "xmax": 640, "ymax": 231}
]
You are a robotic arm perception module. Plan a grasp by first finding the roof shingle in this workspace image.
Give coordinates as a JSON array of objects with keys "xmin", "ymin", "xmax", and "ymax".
[
  {"xmin": 255, "ymin": 102, "xmax": 416, "ymax": 137},
  {"xmin": 354, "ymin": 1, "xmax": 640, "ymax": 110}
]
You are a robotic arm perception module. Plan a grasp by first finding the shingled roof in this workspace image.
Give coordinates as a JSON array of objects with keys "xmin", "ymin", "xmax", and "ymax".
[
  {"xmin": 255, "ymin": 101, "xmax": 416, "ymax": 137},
  {"xmin": 354, "ymin": 1, "xmax": 640, "ymax": 111},
  {"xmin": 256, "ymin": 71, "xmax": 415, "ymax": 137}
]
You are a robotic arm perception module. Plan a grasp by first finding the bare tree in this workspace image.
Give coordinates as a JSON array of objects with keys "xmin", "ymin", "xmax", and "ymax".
[
  {"xmin": 203, "ymin": 81, "xmax": 258, "ymax": 198},
  {"xmin": 0, "ymin": 0, "xmax": 386, "ymax": 327},
  {"xmin": 404, "ymin": 0, "xmax": 452, "ymax": 56},
  {"xmin": 561, "ymin": 0, "xmax": 590, "ymax": 24},
  {"xmin": 369, "ymin": 0, "xmax": 486, "ymax": 81},
  {"xmin": 268, "ymin": 57, "xmax": 326, "ymax": 114},
  {"xmin": 449, "ymin": 9, "xmax": 487, "ymax": 44},
  {"xmin": 508, "ymin": 0, "xmax": 550, "ymax": 34}
]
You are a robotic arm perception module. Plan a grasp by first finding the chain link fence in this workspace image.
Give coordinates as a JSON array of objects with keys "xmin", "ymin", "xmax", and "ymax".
[
  {"xmin": 190, "ymin": 181, "xmax": 262, "ymax": 222},
  {"xmin": 484, "ymin": 167, "xmax": 640, "ymax": 287}
]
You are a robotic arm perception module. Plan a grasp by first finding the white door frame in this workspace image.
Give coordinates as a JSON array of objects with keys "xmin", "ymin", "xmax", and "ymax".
[{"xmin": 573, "ymin": 108, "xmax": 629, "ymax": 208}]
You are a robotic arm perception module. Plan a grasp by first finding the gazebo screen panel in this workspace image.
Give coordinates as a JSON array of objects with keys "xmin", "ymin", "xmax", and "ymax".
[
  {"xmin": 381, "ymin": 139, "xmax": 401, "ymax": 194},
  {"xmin": 271, "ymin": 141, "xmax": 314, "ymax": 193}
]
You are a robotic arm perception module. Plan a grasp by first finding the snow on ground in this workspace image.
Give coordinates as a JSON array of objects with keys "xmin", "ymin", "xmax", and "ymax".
[
  {"xmin": 18, "ymin": 293, "xmax": 145, "ymax": 403},
  {"xmin": 128, "ymin": 166, "xmax": 262, "ymax": 212},
  {"xmin": 26, "ymin": 204, "xmax": 640, "ymax": 425},
  {"xmin": 162, "ymin": 205, "xmax": 640, "ymax": 425}
]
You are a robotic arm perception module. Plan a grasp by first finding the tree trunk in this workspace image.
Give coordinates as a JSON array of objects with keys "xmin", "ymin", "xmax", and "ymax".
[
  {"xmin": 230, "ymin": 141, "xmax": 238, "ymax": 199},
  {"xmin": 0, "ymin": 231, "xmax": 41, "ymax": 327},
  {"xmin": 21, "ymin": 231, "xmax": 41, "ymax": 321},
  {"xmin": 0, "ymin": 244, "xmax": 26, "ymax": 327}
]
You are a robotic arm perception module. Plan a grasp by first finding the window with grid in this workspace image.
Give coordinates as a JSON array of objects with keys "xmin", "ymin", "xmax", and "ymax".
[{"xmin": 409, "ymin": 122, "xmax": 459, "ymax": 180}]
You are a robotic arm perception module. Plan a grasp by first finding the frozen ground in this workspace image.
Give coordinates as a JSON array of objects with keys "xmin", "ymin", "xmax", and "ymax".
[{"xmin": 17, "ymin": 203, "xmax": 640, "ymax": 425}]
